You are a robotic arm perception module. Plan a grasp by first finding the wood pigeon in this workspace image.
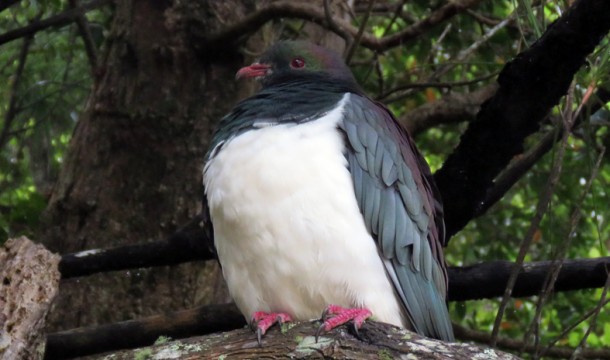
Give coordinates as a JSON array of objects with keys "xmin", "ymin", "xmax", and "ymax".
[{"xmin": 203, "ymin": 41, "xmax": 454, "ymax": 342}]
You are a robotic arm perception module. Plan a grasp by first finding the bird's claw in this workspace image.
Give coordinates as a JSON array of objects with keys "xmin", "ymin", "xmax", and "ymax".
[
  {"xmin": 315, "ymin": 304, "xmax": 372, "ymax": 343},
  {"xmin": 250, "ymin": 311, "xmax": 292, "ymax": 346},
  {"xmin": 256, "ymin": 326, "xmax": 264, "ymax": 347}
]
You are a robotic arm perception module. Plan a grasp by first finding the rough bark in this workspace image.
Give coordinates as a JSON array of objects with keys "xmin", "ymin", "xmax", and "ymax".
[
  {"xmin": 77, "ymin": 321, "xmax": 521, "ymax": 360},
  {"xmin": 0, "ymin": 237, "xmax": 60, "ymax": 360}
]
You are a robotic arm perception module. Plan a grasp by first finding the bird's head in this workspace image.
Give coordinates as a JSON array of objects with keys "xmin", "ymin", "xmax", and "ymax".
[{"xmin": 235, "ymin": 41, "xmax": 357, "ymax": 88}]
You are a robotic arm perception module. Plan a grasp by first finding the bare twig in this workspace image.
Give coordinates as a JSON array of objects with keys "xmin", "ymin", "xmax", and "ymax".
[
  {"xmin": 0, "ymin": 35, "xmax": 33, "ymax": 150},
  {"xmin": 570, "ymin": 272, "xmax": 610, "ymax": 359},
  {"xmin": 432, "ymin": 15, "xmax": 512, "ymax": 80},
  {"xmin": 203, "ymin": 0, "xmax": 485, "ymax": 52},
  {"xmin": 379, "ymin": 71, "xmax": 498, "ymax": 102},
  {"xmin": 477, "ymin": 87, "xmax": 610, "ymax": 217},
  {"xmin": 380, "ymin": 0, "xmax": 407, "ymax": 37},
  {"xmin": 540, "ymin": 298, "xmax": 610, "ymax": 357},
  {"xmin": 68, "ymin": 0, "xmax": 98, "ymax": 69},
  {"xmin": 524, "ymin": 146, "xmax": 605, "ymax": 356},
  {"xmin": 490, "ymin": 85, "xmax": 576, "ymax": 346},
  {"xmin": 399, "ymin": 83, "xmax": 497, "ymax": 135},
  {"xmin": 381, "ymin": 15, "xmax": 509, "ymax": 105},
  {"xmin": 344, "ymin": 0, "xmax": 374, "ymax": 65},
  {"xmin": 322, "ymin": 0, "xmax": 352, "ymax": 50},
  {"xmin": 436, "ymin": 0, "xmax": 610, "ymax": 238}
]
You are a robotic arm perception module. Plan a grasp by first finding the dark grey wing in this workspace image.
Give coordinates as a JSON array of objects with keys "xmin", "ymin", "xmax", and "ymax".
[{"xmin": 340, "ymin": 94, "xmax": 454, "ymax": 341}]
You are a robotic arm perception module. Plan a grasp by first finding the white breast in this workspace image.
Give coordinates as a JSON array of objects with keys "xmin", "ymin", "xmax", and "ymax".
[{"xmin": 203, "ymin": 94, "xmax": 405, "ymax": 327}]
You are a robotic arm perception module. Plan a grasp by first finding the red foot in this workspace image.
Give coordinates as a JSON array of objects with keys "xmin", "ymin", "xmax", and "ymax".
[
  {"xmin": 251, "ymin": 311, "xmax": 292, "ymax": 345},
  {"xmin": 316, "ymin": 304, "xmax": 372, "ymax": 340}
]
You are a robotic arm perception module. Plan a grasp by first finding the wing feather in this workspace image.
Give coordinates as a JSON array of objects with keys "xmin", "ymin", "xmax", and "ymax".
[{"xmin": 340, "ymin": 94, "xmax": 454, "ymax": 341}]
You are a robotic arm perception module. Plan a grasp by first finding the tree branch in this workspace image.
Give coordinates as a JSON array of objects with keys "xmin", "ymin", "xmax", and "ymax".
[
  {"xmin": 46, "ymin": 254, "xmax": 610, "ymax": 360},
  {"xmin": 200, "ymin": 0, "xmax": 485, "ymax": 54},
  {"xmin": 47, "ymin": 312, "xmax": 520, "ymax": 360},
  {"xmin": 58, "ymin": 214, "xmax": 213, "ymax": 278},
  {"xmin": 0, "ymin": 0, "xmax": 111, "ymax": 47},
  {"xmin": 400, "ymin": 83, "xmax": 497, "ymax": 135},
  {"xmin": 0, "ymin": 35, "xmax": 33, "ymax": 150},
  {"xmin": 44, "ymin": 303, "xmax": 244, "ymax": 360},
  {"xmin": 477, "ymin": 86, "xmax": 610, "ymax": 216},
  {"xmin": 0, "ymin": 0, "xmax": 21, "ymax": 13},
  {"xmin": 46, "ymin": 253, "xmax": 610, "ymax": 358},
  {"xmin": 435, "ymin": 0, "xmax": 610, "ymax": 239},
  {"xmin": 58, "ymin": 221, "xmax": 610, "ymax": 300},
  {"xmin": 453, "ymin": 324, "xmax": 610, "ymax": 359},
  {"xmin": 68, "ymin": 0, "xmax": 98, "ymax": 70},
  {"xmin": 447, "ymin": 257, "xmax": 610, "ymax": 301}
]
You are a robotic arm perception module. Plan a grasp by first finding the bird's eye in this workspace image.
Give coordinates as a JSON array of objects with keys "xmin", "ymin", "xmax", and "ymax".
[{"xmin": 290, "ymin": 57, "xmax": 305, "ymax": 69}]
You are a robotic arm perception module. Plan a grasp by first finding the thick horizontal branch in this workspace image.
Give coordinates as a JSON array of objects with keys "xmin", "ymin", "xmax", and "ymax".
[
  {"xmin": 448, "ymin": 257, "xmax": 610, "ymax": 301},
  {"xmin": 45, "ymin": 303, "xmax": 244, "ymax": 359},
  {"xmin": 46, "ymin": 308, "xmax": 518, "ymax": 360},
  {"xmin": 0, "ymin": 0, "xmax": 111, "ymax": 47},
  {"xmin": 59, "ymin": 216, "xmax": 610, "ymax": 301},
  {"xmin": 200, "ymin": 0, "xmax": 484, "ymax": 53},
  {"xmin": 435, "ymin": 0, "xmax": 610, "ymax": 239},
  {"xmin": 58, "ymin": 214, "xmax": 213, "ymax": 278}
]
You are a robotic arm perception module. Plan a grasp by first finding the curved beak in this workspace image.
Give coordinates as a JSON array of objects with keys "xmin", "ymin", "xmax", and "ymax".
[{"xmin": 235, "ymin": 63, "xmax": 271, "ymax": 80}]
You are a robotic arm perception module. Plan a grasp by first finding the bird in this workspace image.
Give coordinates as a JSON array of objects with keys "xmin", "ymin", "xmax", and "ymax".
[{"xmin": 202, "ymin": 40, "xmax": 454, "ymax": 342}]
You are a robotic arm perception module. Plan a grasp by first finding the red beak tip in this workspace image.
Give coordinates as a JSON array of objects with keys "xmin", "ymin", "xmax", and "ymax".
[{"xmin": 235, "ymin": 63, "xmax": 270, "ymax": 80}]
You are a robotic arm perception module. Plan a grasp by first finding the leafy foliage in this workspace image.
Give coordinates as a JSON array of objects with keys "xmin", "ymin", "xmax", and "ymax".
[{"xmin": 0, "ymin": 1, "xmax": 110, "ymax": 243}]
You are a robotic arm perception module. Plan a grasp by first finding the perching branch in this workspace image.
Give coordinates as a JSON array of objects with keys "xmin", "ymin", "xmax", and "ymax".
[
  {"xmin": 46, "ymin": 254, "xmax": 610, "ymax": 360},
  {"xmin": 47, "ymin": 309, "xmax": 521, "ymax": 360}
]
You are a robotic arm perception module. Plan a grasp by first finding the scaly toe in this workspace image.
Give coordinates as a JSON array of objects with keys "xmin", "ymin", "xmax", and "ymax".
[
  {"xmin": 250, "ymin": 311, "xmax": 293, "ymax": 346},
  {"xmin": 316, "ymin": 305, "xmax": 372, "ymax": 342}
]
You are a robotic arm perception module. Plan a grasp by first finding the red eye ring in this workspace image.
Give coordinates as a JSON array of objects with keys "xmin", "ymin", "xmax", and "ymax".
[{"xmin": 290, "ymin": 57, "xmax": 305, "ymax": 69}]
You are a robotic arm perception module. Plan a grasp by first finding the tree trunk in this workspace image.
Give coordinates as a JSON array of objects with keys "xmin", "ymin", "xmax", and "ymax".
[
  {"xmin": 40, "ymin": 0, "xmax": 351, "ymax": 331},
  {"xmin": 40, "ymin": 0, "xmax": 247, "ymax": 330},
  {"xmin": 0, "ymin": 237, "xmax": 60, "ymax": 360}
]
